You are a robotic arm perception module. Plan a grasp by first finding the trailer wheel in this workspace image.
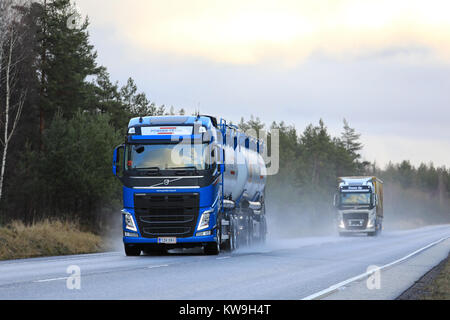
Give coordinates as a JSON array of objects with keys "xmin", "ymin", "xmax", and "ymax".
[
  {"xmin": 247, "ymin": 218, "xmax": 253, "ymax": 246},
  {"xmin": 222, "ymin": 221, "xmax": 235, "ymax": 252},
  {"xmin": 259, "ymin": 215, "xmax": 267, "ymax": 244},
  {"xmin": 124, "ymin": 244, "xmax": 141, "ymax": 256},
  {"xmin": 232, "ymin": 225, "xmax": 238, "ymax": 250}
]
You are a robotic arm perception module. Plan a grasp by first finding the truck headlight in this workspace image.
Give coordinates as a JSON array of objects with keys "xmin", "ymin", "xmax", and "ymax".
[
  {"xmin": 338, "ymin": 216, "xmax": 345, "ymax": 228},
  {"xmin": 367, "ymin": 216, "xmax": 375, "ymax": 228},
  {"xmin": 122, "ymin": 210, "xmax": 137, "ymax": 232},
  {"xmin": 197, "ymin": 209, "xmax": 213, "ymax": 231}
]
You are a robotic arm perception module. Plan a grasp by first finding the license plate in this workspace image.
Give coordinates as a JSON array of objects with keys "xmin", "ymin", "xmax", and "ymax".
[
  {"xmin": 157, "ymin": 237, "xmax": 176, "ymax": 244},
  {"xmin": 349, "ymin": 220, "xmax": 363, "ymax": 226}
]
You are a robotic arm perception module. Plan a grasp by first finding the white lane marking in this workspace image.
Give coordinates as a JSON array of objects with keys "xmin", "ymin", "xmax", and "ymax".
[
  {"xmin": 302, "ymin": 236, "xmax": 450, "ymax": 300},
  {"xmin": 216, "ymin": 256, "xmax": 231, "ymax": 260},
  {"xmin": 34, "ymin": 277, "xmax": 68, "ymax": 283},
  {"xmin": 34, "ymin": 264, "xmax": 170, "ymax": 282},
  {"xmin": 0, "ymin": 252, "xmax": 122, "ymax": 266},
  {"xmin": 147, "ymin": 264, "xmax": 169, "ymax": 269}
]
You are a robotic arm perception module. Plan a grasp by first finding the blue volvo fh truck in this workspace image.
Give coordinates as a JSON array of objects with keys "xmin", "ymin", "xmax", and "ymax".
[{"xmin": 112, "ymin": 115, "xmax": 267, "ymax": 255}]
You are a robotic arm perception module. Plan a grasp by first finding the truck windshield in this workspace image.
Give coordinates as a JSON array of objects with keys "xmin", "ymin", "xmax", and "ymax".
[
  {"xmin": 125, "ymin": 143, "xmax": 209, "ymax": 171},
  {"xmin": 340, "ymin": 192, "xmax": 371, "ymax": 205}
]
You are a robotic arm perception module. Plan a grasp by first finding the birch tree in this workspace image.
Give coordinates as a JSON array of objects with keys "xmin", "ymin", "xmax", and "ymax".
[{"xmin": 0, "ymin": 0, "xmax": 27, "ymax": 201}]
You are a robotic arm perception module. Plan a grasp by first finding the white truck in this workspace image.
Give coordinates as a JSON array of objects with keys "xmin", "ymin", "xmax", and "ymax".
[{"xmin": 333, "ymin": 176, "xmax": 383, "ymax": 236}]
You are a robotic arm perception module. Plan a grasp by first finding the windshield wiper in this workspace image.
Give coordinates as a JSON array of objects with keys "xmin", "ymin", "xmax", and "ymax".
[
  {"xmin": 134, "ymin": 167, "xmax": 161, "ymax": 175},
  {"xmin": 166, "ymin": 166, "xmax": 199, "ymax": 175}
]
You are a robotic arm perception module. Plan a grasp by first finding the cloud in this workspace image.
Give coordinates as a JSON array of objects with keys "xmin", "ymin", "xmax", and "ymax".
[
  {"xmin": 74, "ymin": 1, "xmax": 450, "ymax": 167},
  {"xmin": 361, "ymin": 134, "xmax": 450, "ymax": 168},
  {"xmin": 77, "ymin": 0, "xmax": 450, "ymax": 65}
]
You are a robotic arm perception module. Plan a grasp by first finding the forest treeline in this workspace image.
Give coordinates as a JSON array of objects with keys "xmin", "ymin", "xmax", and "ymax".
[
  {"xmin": 0, "ymin": 0, "xmax": 184, "ymax": 227},
  {"xmin": 239, "ymin": 117, "xmax": 450, "ymax": 235},
  {"xmin": 0, "ymin": 1, "xmax": 448, "ymax": 233}
]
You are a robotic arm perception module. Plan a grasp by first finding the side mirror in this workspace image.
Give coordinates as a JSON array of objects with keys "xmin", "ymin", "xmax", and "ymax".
[
  {"xmin": 113, "ymin": 145, "xmax": 124, "ymax": 177},
  {"xmin": 333, "ymin": 193, "xmax": 338, "ymax": 208}
]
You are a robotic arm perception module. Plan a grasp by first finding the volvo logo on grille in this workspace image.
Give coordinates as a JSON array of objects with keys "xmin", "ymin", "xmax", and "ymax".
[{"xmin": 149, "ymin": 177, "xmax": 183, "ymax": 188}]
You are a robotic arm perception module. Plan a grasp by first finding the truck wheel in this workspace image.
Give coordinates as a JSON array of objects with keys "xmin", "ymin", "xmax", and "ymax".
[
  {"xmin": 233, "ymin": 223, "xmax": 240, "ymax": 250},
  {"xmin": 260, "ymin": 217, "xmax": 267, "ymax": 244},
  {"xmin": 367, "ymin": 229, "xmax": 378, "ymax": 237},
  {"xmin": 232, "ymin": 226, "xmax": 238, "ymax": 250},
  {"xmin": 222, "ymin": 227, "xmax": 235, "ymax": 252},
  {"xmin": 261, "ymin": 226, "xmax": 267, "ymax": 244},
  {"xmin": 204, "ymin": 241, "xmax": 220, "ymax": 255},
  {"xmin": 124, "ymin": 244, "xmax": 141, "ymax": 256},
  {"xmin": 247, "ymin": 220, "xmax": 253, "ymax": 246},
  {"xmin": 205, "ymin": 228, "xmax": 221, "ymax": 255}
]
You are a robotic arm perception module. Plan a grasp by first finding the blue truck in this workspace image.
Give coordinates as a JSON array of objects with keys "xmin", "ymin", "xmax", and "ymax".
[{"xmin": 112, "ymin": 115, "xmax": 267, "ymax": 255}]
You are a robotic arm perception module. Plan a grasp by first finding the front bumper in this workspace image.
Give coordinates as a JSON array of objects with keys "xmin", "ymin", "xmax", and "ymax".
[
  {"xmin": 338, "ymin": 226, "xmax": 376, "ymax": 233},
  {"xmin": 123, "ymin": 234, "xmax": 217, "ymax": 244}
]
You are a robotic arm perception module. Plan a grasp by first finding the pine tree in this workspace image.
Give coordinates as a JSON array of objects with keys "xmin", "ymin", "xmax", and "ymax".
[
  {"xmin": 37, "ymin": 0, "xmax": 101, "ymax": 124},
  {"xmin": 341, "ymin": 118, "xmax": 363, "ymax": 159}
]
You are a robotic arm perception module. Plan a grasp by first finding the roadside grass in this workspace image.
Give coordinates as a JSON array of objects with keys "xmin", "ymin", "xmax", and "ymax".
[
  {"xmin": 0, "ymin": 220, "xmax": 104, "ymax": 261},
  {"xmin": 421, "ymin": 254, "xmax": 450, "ymax": 300}
]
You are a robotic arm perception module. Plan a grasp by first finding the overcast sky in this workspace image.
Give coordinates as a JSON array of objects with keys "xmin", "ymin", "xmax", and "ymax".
[{"xmin": 75, "ymin": 0, "xmax": 450, "ymax": 168}]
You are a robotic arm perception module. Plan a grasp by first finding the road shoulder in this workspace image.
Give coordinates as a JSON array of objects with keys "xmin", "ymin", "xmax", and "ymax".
[
  {"xmin": 397, "ymin": 252, "xmax": 450, "ymax": 300},
  {"xmin": 322, "ymin": 238, "xmax": 450, "ymax": 300}
]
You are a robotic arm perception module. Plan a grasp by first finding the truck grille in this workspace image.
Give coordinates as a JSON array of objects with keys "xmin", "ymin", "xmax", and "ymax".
[
  {"xmin": 134, "ymin": 193, "xmax": 200, "ymax": 238},
  {"xmin": 343, "ymin": 212, "xmax": 368, "ymax": 230}
]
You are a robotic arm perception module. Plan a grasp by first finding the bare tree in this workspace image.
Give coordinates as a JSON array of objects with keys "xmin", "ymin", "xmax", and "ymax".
[{"xmin": 0, "ymin": 0, "xmax": 27, "ymax": 201}]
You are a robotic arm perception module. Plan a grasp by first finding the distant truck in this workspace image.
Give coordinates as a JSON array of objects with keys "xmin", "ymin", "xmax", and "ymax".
[{"xmin": 333, "ymin": 176, "xmax": 383, "ymax": 236}]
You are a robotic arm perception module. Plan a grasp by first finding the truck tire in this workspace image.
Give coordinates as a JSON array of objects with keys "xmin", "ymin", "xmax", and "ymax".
[
  {"xmin": 204, "ymin": 241, "xmax": 220, "ymax": 255},
  {"xmin": 204, "ymin": 227, "xmax": 221, "ymax": 255},
  {"xmin": 368, "ymin": 219, "xmax": 381, "ymax": 237},
  {"xmin": 247, "ymin": 219, "xmax": 253, "ymax": 246},
  {"xmin": 222, "ymin": 223, "xmax": 235, "ymax": 252},
  {"xmin": 124, "ymin": 244, "xmax": 141, "ymax": 256},
  {"xmin": 260, "ymin": 216, "xmax": 267, "ymax": 244}
]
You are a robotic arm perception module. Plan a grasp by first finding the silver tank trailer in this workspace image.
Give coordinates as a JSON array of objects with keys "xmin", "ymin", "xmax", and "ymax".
[{"xmin": 222, "ymin": 132, "xmax": 266, "ymax": 205}]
